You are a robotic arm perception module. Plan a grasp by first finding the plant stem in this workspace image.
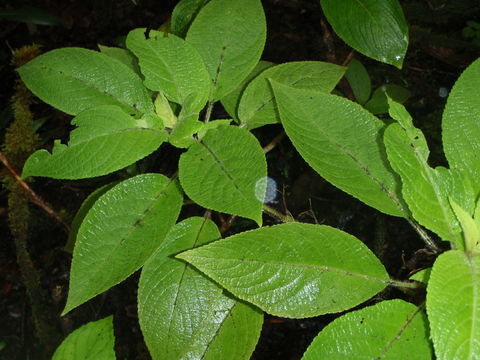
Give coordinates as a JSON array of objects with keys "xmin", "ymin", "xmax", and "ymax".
[
  {"xmin": 263, "ymin": 204, "xmax": 295, "ymax": 223},
  {"xmin": 407, "ymin": 218, "xmax": 440, "ymax": 253},
  {"xmin": 388, "ymin": 279, "xmax": 424, "ymax": 289},
  {"xmin": 204, "ymin": 101, "xmax": 214, "ymax": 123}
]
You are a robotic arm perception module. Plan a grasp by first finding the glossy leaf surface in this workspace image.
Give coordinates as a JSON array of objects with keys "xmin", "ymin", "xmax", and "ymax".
[
  {"xmin": 178, "ymin": 223, "xmax": 389, "ymax": 318},
  {"xmin": 22, "ymin": 105, "xmax": 166, "ymax": 180},
  {"xmin": 238, "ymin": 61, "xmax": 345, "ymax": 129},
  {"xmin": 273, "ymin": 83, "xmax": 406, "ymax": 217},
  {"xmin": 63, "ymin": 174, "xmax": 183, "ymax": 314},
  {"xmin": 186, "ymin": 0, "xmax": 266, "ymax": 101},
  {"xmin": 139, "ymin": 217, "xmax": 262, "ymax": 360},
  {"xmin": 17, "ymin": 47, "xmax": 153, "ymax": 116},
  {"xmin": 179, "ymin": 125, "xmax": 266, "ymax": 225},
  {"xmin": 302, "ymin": 300, "xmax": 431, "ymax": 359},
  {"xmin": 52, "ymin": 316, "xmax": 115, "ymax": 360},
  {"xmin": 427, "ymin": 250, "xmax": 480, "ymax": 359},
  {"xmin": 320, "ymin": 0, "xmax": 408, "ymax": 68}
]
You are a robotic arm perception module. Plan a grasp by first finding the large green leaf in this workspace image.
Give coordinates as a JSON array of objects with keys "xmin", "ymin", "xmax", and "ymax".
[
  {"xmin": 139, "ymin": 217, "xmax": 262, "ymax": 360},
  {"xmin": 427, "ymin": 250, "xmax": 480, "ymax": 359},
  {"xmin": 21, "ymin": 105, "xmax": 166, "ymax": 180},
  {"xmin": 302, "ymin": 300, "xmax": 431, "ymax": 359},
  {"xmin": 177, "ymin": 223, "xmax": 389, "ymax": 318},
  {"xmin": 63, "ymin": 174, "xmax": 183, "ymax": 314},
  {"xmin": 97, "ymin": 45, "xmax": 141, "ymax": 75},
  {"xmin": 186, "ymin": 0, "xmax": 266, "ymax": 101},
  {"xmin": 52, "ymin": 316, "xmax": 115, "ymax": 360},
  {"xmin": 442, "ymin": 58, "xmax": 480, "ymax": 196},
  {"xmin": 320, "ymin": 0, "xmax": 408, "ymax": 68},
  {"xmin": 179, "ymin": 125, "xmax": 266, "ymax": 225},
  {"xmin": 238, "ymin": 61, "xmax": 345, "ymax": 130},
  {"xmin": 272, "ymin": 83, "xmax": 406, "ymax": 217},
  {"xmin": 17, "ymin": 47, "xmax": 153, "ymax": 116},
  {"xmin": 383, "ymin": 100, "xmax": 463, "ymax": 245},
  {"xmin": 171, "ymin": 0, "xmax": 211, "ymax": 37},
  {"xmin": 126, "ymin": 29, "xmax": 210, "ymax": 112}
]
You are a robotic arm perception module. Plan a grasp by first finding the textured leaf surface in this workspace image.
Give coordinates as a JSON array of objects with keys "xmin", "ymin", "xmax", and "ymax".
[
  {"xmin": 97, "ymin": 45, "xmax": 141, "ymax": 75},
  {"xmin": 171, "ymin": 0, "xmax": 210, "ymax": 37},
  {"xmin": 17, "ymin": 47, "xmax": 153, "ymax": 115},
  {"xmin": 64, "ymin": 174, "xmax": 183, "ymax": 314},
  {"xmin": 139, "ymin": 217, "xmax": 262, "ymax": 360},
  {"xmin": 238, "ymin": 61, "xmax": 345, "ymax": 129},
  {"xmin": 126, "ymin": 29, "xmax": 210, "ymax": 112},
  {"xmin": 302, "ymin": 300, "xmax": 431, "ymax": 360},
  {"xmin": 186, "ymin": 0, "xmax": 266, "ymax": 101},
  {"xmin": 52, "ymin": 316, "xmax": 115, "ymax": 360},
  {"xmin": 177, "ymin": 223, "xmax": 389, "ymax": 318},
  {"xmin": 442, "ymin": 58, "xmax": 480, "ymax": 196},
  {"xmin": 272, "ymin": 83, "xmax": 406, "ymax": 217},
  {"xmin": 22, "ymin": 105, "xmax": 166, "ymax": 180},
  {"xmin": 427, "ymin": 250, "xmax": 480, "ymax": 359},
  {"xmin": 179, "ymin": 125, "xmax": 266, "ymax": 225},
  {"xmin": 345, "ymin": 58, "xmax": 371, "ymax": 105},
  {"xmin": 320, "ymin": 0, "xmax": 408, "ymax": 67},
  {"xmin": 410, "ymin": 268, "xmax": 431, "ymax": 284}
]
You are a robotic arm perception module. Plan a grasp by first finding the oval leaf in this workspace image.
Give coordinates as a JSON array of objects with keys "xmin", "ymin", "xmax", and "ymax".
[
  {"xmin": 139, "ymin": 217, "xmax": 262, "ymax": 360},
  {"xmin": 320, "ymin": 0, "xmax": 408, "ymax": 68},
  {"xmin": 238, "ymin": 61, "xmax": 346, "ymax": 129},
  {"xmin": 427, "ymin": 250, "xmax": 480, "ymax": 359},
  {"xmin": 177, "ymin": 223, "xmax": 389, "ymax": 318},
  {"xmin": 63, "ymin": 173, "xmax": 183, "ymax": 314},
  {"xmin": 302, "ymin": 300, "xmax": 431, "ymax": 360},
  {"xmin": 126, "ymin": 29, "xmax": 210, "ymax": 112},
  {"xmin": 179, "ymin": 125, "xmax": 266, "ymax": 225},
  {"xmin": 22, "ymin": 105, "xmax": 166, "ymax": 180},
  {"xmin": 186, "ymin": 0, "xmax": 266, "ymax": 101},
  {"xmin": 345, "ymin": 58, "xmax": 371, "ymax": 105},
  {"xmin": 17, "ymin": 47, "xmax": 153, "ymax": 116},
  {"xmin": 52, "ymin": 316, "xmax": 115, "ymax": 360},
  {"xmin": 442, "ymin": 58, "xmax": 480, "ymax": 196},
  {"xmin": 272, "ymin": 82, "xmax": 407, "ymax": 217}
]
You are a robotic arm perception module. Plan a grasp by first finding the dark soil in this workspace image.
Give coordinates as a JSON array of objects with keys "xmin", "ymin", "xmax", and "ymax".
[{"xmin": 1, "ymin": 0, "xmax": 479, "ymax": 359}]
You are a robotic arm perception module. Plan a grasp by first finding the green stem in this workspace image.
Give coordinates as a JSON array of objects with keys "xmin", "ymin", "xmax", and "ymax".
[
  {"xmin": 407, "ymin": 218, "xmax": 440, "ymax": 253},
  {"xmin": 262, "ymin": 204, "xmax": 295, "ymax": 223},
  {"xmin": 204, "ymin": 101, "xmax": 214, "ymax": 123},
  {"xmin": 388, "ymin": 278, "xmax": 424, "ymax": 289}
]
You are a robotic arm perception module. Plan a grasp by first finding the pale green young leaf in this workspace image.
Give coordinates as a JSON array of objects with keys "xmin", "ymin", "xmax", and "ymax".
[
  {"xmin": 272, "ymin": 83, "xmax": 406, "ymax": 217},
  {"xmin": 139, "ymin": 217, "xmax": 262, "ymax": 360},
  {"xmin": 177, "ymin": 223, "xmax": 389, "ymax": 318},
  {"xmin": 409, "ymin": 268, "xmax": 431, "ymax": 284},
  {"xmin": 320, "ymin": 0, "xmax": 408, "ymax": 68},
  {"xmin": 238, "ymin": 61, "xmax": 346, "ymax": 130},
  {"xmin": 52, "ymin": 316, "xmax": 115, "ymax": 360},
  {"xmin": 302, "ymin": 300, "xmax": 431, "ymax": 360},
  {"xmin": 449, "ymin": 199, "xmax": 480, "ymax": 253},
  {"xmin": 154, "ymin": 92, "xmax": 177, "ymax": 128},
  {"xmin": 171, "ymin": 0, "xmax": 211, "ymax": 37},
  {"xmin": 22, "ymin": 105, "xmax": 167, "ymax": 180},
  {"xmin": 186, "ymin": 0, "xmax": 266, "ymax": 101},
  {"xmin": 17, "ymin": 47, "xmax": 153, "ymax": 116},
  {"xmin": 63, "ymin": 174, "xmax": 183, "ymax": 314},
  {"xmin": 442, "ymin": 58, "xmax": 480, "ymax": 196},
  {"xmin": 474, "ymin": 198, "xmax": 480, "ymax": 230},
  {"xmin": 126, "ymin": 28, "xmax": 210, "ymax": 113},
  {"xmin": 427, "ymin": 250, "xmax": 480, "ymax": 359},
  {"xmin": 345, "ymin": 58, "xmax": 371, "ymax": 105},
  {"xmin": 364, "ymin": 84, "xmax": 411, "ymax": 114},
  {"xmin": 179, "ymin": 125, "xmax": 266, "ymax": 225},
  {"xmin": 221, "ymin": 60, "xmax": 274, "ymax": 122},
  {"xmin": 97, "ymin": 44, "xmax": 141, "ymax": 75}
]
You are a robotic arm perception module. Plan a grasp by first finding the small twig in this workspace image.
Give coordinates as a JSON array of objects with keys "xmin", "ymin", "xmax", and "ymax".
[
  {"xmin": 263, "ymin": 204, "xmax": 295, "ymax": 223},
  {"xmin": 220, "ymin": 214, "xmax": 237, "ymax": 234},
  {"xmin": 320, "ymin": 18, "xmax": 337, "ymax": 64},
  {"xmin": 406, "ymin": 218, "xmax": 440, "ymax": 254},
  {"xmin": 341, "ymin": 49, "xmax": 355, "ymax": 66},
  {"xmin": 263, "ymin": 131, "xmax": 286, "ymax": 154},
  {"xmin": 204, "ymin": 101, "xmax": 214, "ymax": 123},
  {"xmin": 0, "ymin": 152, "xmax": 69, "ymax": 233}
]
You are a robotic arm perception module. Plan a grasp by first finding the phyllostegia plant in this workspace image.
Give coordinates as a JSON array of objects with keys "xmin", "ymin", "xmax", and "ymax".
[{"xmin": 16, "ymin": 0, "xmax": 479, "ymax": 358}]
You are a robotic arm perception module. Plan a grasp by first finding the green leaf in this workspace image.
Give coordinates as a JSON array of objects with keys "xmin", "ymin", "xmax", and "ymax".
[
  {"xmin": 320, "ymin": 0, "xmax": 408, "ymax": 68},
  {"xmin": 238, "ymin": 61, "xmax": 345, "ymax": 130},
  {"xmin": 186, "ymin": 0, "xmax": 266, "ymax": 101},
  {"xmin": 22, "ymin": 105, "xmax": 167, "ymax": 180},
  {"xmin": 177, "ymin": 223, "xmax": 389, "ymax": 318},
  {"xmin": 409, "ymin": 268, "xmax": 431, "ymax": 284},
  {"xmin": 126, "ymin": 29, "xmax": 210, "ymax": 112},
  {"xmin": 345, "ymin": 58, "xmax": 371, "ymax": 105},
  {"xmin": 221, "ymin": 60, "xmax": 274, "ymax": 122},
  {"xmin": 154, "ymin": 92, "xmax": 177, "ymax": 128},
  {"xmin": 449, "ymin": 199, "xmax": 480, "ymax": 254},
  {"xmin": 442, "ymin": 58, "xmax": 480, "ymax": 196},
  {"xmin": 0, "ymin": 6, "xmax": 62, "ymax": 26},
  {"xmin": 302, "ymin": 300, "xmax": 431, "ymax": 360},
  {"xmin": 97, "ymin": 45, "xmax": 141, "ymax": 75},
  {"xmin": 17, "ymin": 48, "xmax": 154, "ymax": 116},
  {"xmin": 63, "ymin": 174, "xmax": 183, "ymax": 314},
  {"xmin": 272, "ymin": 83, "xmax": 406, "ymax": 217},
  {"xmin": 364, "ymin": 84, "xmax": 411, "ymax": 114},
  {"xmin": 139, "ymin": 217, "xmax": 262, "ymax": 360},
  {"xmin": 179, "ymin": 125, "xmax": 266, "ymax": 225},
  {"xmin": 171, "ymin": 0, "xmax": 211, "ymax": 37},
  {"xmin": 52, "ymin": 316, "xmax": 115, "ymax": 360},
  {"xmin": 427, "ymin": 250, "xmax": 480, "ymax": 359}
]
